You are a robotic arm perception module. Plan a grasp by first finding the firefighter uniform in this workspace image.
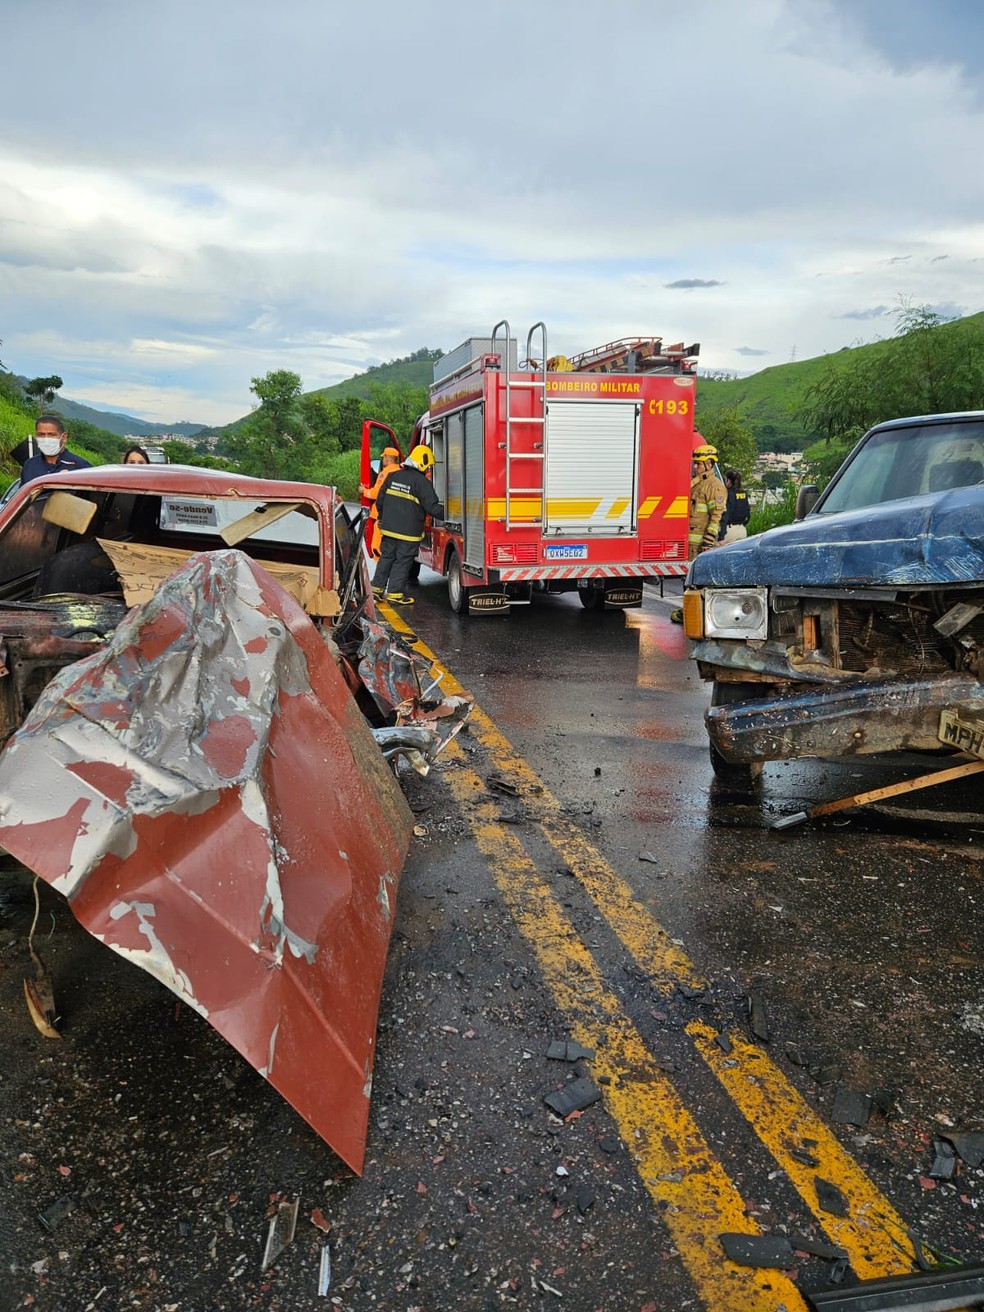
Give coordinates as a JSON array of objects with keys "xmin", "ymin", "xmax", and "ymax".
[
  {"xmin": 688, "ymin": 470, "xmax": 727, "ymax": 560},
  {"xmin": 371, "ymin": 448, "xmax": 443, "ymax": 605}
]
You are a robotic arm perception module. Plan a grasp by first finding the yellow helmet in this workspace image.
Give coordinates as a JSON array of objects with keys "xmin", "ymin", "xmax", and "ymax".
[
  {"xmin": 692, "ymin": 441, "xmax": 718, "ymax": 463},
  {"xmin": 406, "ymin": 445, "xmax": 435, "ymax": 471}
]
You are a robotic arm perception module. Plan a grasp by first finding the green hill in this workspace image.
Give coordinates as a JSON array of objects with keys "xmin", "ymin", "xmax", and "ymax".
[
  {"xmin": 696, "ymin": 310, "xmax": 984, "ymax": 451},
  {"xmin": 7, "ymin": 376, "xmax": 206, "ymax": 439}
]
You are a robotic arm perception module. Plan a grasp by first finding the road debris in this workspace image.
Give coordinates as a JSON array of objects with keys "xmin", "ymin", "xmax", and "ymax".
[
  {"xmin": 719, "ymin": 1233, "xmax": 796, "ymax": 1269},
  {"xmin": 545, "ymin": 1040, "xmax": 595, "ymax": 1063},
  {"xmin": 261, "ymin": 1197, "xmax": 299, "ymax": 1272},
  {"xmin": 543, "ymin": 1078, "xmax": 602, "ymax": 1117}
]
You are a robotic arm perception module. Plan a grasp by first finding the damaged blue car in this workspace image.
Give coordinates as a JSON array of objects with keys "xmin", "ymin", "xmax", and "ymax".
[{"xmin": 682, "ymin": 411, "xmax": 984, "ymax": 782}]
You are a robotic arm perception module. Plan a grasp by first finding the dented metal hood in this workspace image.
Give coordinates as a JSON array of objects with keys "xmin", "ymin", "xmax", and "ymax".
[
  {"xmin": 0, "ymin": 550, "xmax": 413, "ymax": 1174},
  {"xmin": 690, "ymin": 486, "xmax": 984, "ymax": 590}
]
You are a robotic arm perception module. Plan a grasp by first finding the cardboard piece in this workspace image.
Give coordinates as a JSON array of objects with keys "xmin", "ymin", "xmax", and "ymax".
[{"xmin": 98, "ymin": 539, "xmax": 340, "ymax": 618}]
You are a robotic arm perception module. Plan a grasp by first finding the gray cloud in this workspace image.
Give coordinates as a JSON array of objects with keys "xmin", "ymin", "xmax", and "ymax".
[
  {"xmin": 838, "ymin": 306, "xmax": 891, "ymax": 320},
  {"xmin": 1, "ymin": 0, "xmax": 984, "ymax": 422},
  {"xmin": 664, "ymin": 279, "xmax": 725, "ymax": 290},
  {"xmin": 735, "ymin": 346, "xmax": 769, "ymax": 356}
]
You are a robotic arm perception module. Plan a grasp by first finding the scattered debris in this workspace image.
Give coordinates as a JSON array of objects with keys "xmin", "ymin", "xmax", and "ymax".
[
  {"xmin": 546, "ymin": 1040, "xmax": 595, "ymax": 1063},
  {"xmin": 943, "ymin": 1131, "xmax": 984, "ymax": 1168},
  {"xmin": 747, "ymin": 991, "xmax": 770, "ymax": 1042},
  {"xmin": 805, "ymin": 1261, "xmax": 984, "ymax": 1310},
  {"xmin": 310, "ymin": 1207, "xmax": 331, "ymax": 1233},
  {"xmin": 38, "ymin": 1195, "xmax": 75, "ymax": 1232},
  {"xmin": 638, "ymin": 852, "xmax": 659, "ymax": 864},
  {"xmin": 317, "ymin": 1243, "xmax": 332, "ymax": 1296},
  {"xmin": 831, "ymin": 1089, "xmax": 871, "ymax": 1127},
  {"xmin": 576, "ymin": 1187, "xmax": 596, "ymax": 1215},
  {"xmin": 928, "ymin": 1138, "xmax": 957, "ymax": 1181},
  {"xmin": 790, "ymin": 1233, "xmax": 847, "ymax": 1261},
  {"xmin": 815, "ymin": 1177, "xmax": 849, "ymax": 1218},
  {"xmin": 719, "ymin": 1233, "xmax": 796, "ymax": 1269},
  {"xmin": 486, "ymin": 774, "xmax": 520, "ymax": 796},
  {"xmin": 544, "ymin": 1078, "xmax": 602, "ymax": 1118},
  {"xmin": 23, "ymin": 874, "xmax": 59, "ymax": 1040},
  {"xmin": 261, "ymin": 1198, "xmax": 299, "ymax": 1272}
]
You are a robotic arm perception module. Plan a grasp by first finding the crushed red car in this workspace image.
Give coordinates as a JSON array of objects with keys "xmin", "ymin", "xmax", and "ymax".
[{"xmin": 0, "ymin": 464, "xmax": 469, "ymax": 1172}]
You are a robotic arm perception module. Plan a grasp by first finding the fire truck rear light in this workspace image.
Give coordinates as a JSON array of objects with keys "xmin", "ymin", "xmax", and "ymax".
[
  {"xmin": 493, "ymin": 544, "xmax": 538, "ymax": 564},
  {"xmin": 641, "ymin": 540, "xmax": 686, "ymax": 561}
]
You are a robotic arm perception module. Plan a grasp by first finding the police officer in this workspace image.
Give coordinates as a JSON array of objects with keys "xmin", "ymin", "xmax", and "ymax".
[
  {"xmin": 721, "ymin": 469, "xmax": 751, "ymax": 543},
  {"xmin": 372, "ymin": 446, "xmax": 443, "ymax": 606}
]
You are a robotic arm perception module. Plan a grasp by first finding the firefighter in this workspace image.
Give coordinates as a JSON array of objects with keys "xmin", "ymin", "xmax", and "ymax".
[
  {"xmin": 360, "ymin": 446, "xmax": 401, "ymax": 558},
  {"xmin": 670, "ymin": 440, "xmax": 727, "ymax": 623},
  {"xmin": 372, "ymin": 446, "xmax": 443, "ymax": 605}
]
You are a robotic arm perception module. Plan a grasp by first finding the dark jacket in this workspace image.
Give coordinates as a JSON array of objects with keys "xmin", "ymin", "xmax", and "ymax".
[
  {"xmin": 375, "ymin": 465, "xmax": 443, "ymax": 542},
  {"xmin": 20, "ymin": 451, "xmax": 92, "ymax": 485},
  {"xmin": 726, "ymin": 485, "xmax": 751, "ymax": 527}
]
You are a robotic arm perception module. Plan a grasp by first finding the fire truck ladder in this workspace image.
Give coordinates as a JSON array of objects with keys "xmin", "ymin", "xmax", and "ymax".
[{"xmin": 491, "ymin": 319, "xmax": 547, "ymax": 530}]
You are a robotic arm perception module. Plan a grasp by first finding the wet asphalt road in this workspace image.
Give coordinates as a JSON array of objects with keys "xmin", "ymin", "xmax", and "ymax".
[{"xmin": 2, "ymin": 572, "xmax": 983, "ymax": 1311}]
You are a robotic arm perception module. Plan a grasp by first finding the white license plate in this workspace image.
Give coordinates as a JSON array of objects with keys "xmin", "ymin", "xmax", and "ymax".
[
  {"xmin": 938, "ymin": 708, "xmax": 984, "ymax": 759},
  {"xmin": 544, "ymin": 544, "xmax": 587, "ymax": 560}
]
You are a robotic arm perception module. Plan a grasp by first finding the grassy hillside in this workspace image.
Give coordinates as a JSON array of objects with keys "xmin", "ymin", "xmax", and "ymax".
[
  {"xmin": 309, "ymin": 353, "xmax": 438, "ymax": 402},
  {"xmin": 696, "ymin": 310, "xmax": 984, "ymax": 451}
]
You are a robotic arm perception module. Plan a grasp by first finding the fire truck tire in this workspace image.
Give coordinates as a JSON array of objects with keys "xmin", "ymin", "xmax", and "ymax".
[
  {"xmin": 708, "ymin": 681, "xmax": 763, "ymax": 785},
  {"xmin": 447, "ymin": 551, "xmax": 468, "ymax": 615},
  {"xmin": 579, "ymin": 587, "xmax": 604, "ymax": 610}
]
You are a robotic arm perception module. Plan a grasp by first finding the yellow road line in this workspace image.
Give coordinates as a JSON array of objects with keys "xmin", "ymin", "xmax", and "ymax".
[
  {"xmin": 689, "ymin": 1023, "xmax": 913, "ymax": 1279},
  {"xmin": 441, "ymin": 753, "xmax": 803, "ymax": 1312},
  {"xmin": 383, "ymin": 605, "xmax": 918, "ymax": 1278},
  {"xmin": 386, "ymin": 609, "xmax": 703, "ymax": 992}
]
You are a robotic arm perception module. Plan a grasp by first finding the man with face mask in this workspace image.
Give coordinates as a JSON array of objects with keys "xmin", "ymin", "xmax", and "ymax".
[{"xmin": 19, "ymin": 415, "xmax": 91, "ymax": 485}]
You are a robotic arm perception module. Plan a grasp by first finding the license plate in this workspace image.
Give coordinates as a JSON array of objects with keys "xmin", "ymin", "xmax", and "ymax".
[
  {"xmin": 938, "ymin": 708, "xmax": 984, "ymax": 758},
  {"xmin": 544, "ymin": 544, "xmax": 587, "ymax": 560}
]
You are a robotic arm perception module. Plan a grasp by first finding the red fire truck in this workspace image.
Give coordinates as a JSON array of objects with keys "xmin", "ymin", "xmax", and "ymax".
[{"xmin": 363, "ymin": 320, "xmax": 699, "ymax": 615}]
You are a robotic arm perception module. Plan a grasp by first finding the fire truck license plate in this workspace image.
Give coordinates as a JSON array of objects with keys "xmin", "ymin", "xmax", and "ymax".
[
  {"xmin": 544, "ymin": 544, "xmax": 587, "ymax": 560},
  {"xmin": 938, "ymin": 708, "xmax": 984, "ymax": 759}
]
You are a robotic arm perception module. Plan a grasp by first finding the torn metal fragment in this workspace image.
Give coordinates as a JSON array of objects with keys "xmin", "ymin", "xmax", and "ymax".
[
  {"xmin": 576, "ymin": 1187, "xmax": 596, "ymax": 1216},
  {"xmin": 544, "ymin": 1077, "xmax": 602, "ymax": 1117},
  {"xmin": 720, "ymin": 1233, "xmax": 796, "ymax": 1269},
  {"xmin": 815, "ymin": 1177, "xmax": 849, "ymax": 1218},
  {"xmin": 261, "ymin": 1198, "xmax": 299, "ymax": 1272}
]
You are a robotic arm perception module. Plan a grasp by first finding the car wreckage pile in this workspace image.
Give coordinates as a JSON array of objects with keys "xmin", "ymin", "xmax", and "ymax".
[{"xmin": 0, "ymin": 465, "xmax": 471, "ymax": 1173}]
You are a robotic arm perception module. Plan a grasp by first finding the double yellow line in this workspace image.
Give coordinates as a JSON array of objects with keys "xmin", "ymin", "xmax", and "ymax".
[{"xmin": 383, "ymin": 607, "xmax": 917, "ymax": 1308}]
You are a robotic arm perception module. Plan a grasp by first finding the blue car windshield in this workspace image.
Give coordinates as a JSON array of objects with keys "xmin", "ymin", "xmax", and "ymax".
[{"xmin": 819, "ymin": 421, "xmax": 984, "ymax": 514}]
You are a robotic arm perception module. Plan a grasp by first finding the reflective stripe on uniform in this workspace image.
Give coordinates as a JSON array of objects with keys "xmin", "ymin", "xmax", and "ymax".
[
  {"xmin": 380, "ymin": 529, "xmax": 424, "ymax": 542},
  {"xmin": 387, "ymin": 488, "xmax": 421, "ymax": 505}
]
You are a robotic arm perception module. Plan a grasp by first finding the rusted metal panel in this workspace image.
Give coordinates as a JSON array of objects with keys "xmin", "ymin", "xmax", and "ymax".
[
  {"xmin": 0, "ymin": 550, "xmax": 413, "ymax": 1174},
  {"xmin": 706, "ymin": 673, "xmax": 984, "ymax": 763}
]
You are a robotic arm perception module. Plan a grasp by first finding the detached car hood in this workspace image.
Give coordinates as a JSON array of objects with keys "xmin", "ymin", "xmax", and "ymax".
[{"xmin": 690, "ymin": 486, "xmax": 984, "ymax": 589}]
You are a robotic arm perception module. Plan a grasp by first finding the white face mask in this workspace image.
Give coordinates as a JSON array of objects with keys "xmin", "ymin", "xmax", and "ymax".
[{"xmin": 36, "ymin": 437, "xmax": 62, "ymax": 457}]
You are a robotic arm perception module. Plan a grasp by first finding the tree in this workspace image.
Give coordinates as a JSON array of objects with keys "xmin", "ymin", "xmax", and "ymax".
[
  {"xmin": 225, "ymin": 370, "xmax": 307, "ymax": 479},
  {"xmin": 25, "ymin": 374, "xmax": 64, "ymax": 407},
  {"xmin": 697, "ymin": 406, "xmax": 758, "ymax": 480}
]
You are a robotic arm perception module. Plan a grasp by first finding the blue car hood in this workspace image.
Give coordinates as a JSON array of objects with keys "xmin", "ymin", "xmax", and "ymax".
[{"xmin": 690, "ymin": 486, "xmax": 984, "ymax": 589}]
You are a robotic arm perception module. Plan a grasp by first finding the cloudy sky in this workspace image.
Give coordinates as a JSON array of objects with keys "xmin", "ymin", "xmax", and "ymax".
[{"xmin": 2, "ymin": 0, "xmax": 982, "ymax": 426}]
